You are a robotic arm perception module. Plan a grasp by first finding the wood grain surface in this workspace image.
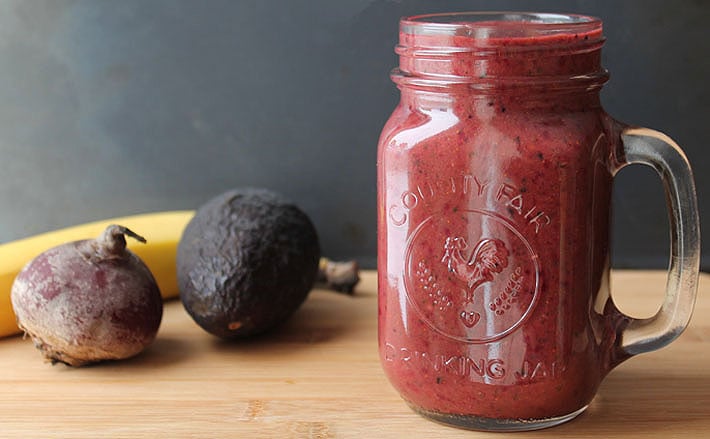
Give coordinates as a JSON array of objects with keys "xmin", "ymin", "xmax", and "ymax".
[{"xmin": 0, "ymin": 270, "xmax": 708, "ymax": 438}]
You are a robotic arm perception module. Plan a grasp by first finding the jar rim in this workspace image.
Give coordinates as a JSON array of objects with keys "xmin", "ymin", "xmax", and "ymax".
[
  {"xmin": 394, "ymin": 12, "xmax": 607, "ymax": 93},
  {"xmin": 401, "ymin": 11, "xmax": 602, "ymax": 41}
]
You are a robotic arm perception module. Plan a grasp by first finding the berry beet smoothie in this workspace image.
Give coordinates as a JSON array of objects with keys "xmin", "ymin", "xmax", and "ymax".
[{"xmin": 377, "ymin": 13, "xmax": 627, "ymax": 428}]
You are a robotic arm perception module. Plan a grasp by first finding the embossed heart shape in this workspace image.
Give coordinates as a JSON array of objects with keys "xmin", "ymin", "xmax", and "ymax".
[{"xmin": 460, "ymin": 310, "xmax": 481, "ymax": 328}]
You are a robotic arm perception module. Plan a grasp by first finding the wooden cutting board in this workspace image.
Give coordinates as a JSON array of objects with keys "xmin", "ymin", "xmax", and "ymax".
[{"xmin": 1, "ymin": 270, "xmax": 709, "ymax": 438}]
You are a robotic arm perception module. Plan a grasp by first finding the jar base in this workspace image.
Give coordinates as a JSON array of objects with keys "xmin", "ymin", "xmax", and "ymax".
[{"xmin": 409, "ymin": 404, "xmax": 589, "ymax": 432}]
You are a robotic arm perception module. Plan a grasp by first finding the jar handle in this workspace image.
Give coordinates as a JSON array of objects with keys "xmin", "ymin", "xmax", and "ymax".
[{"xmin": 613, "ymin": 126, "xmax": 700, "ymax": 356}]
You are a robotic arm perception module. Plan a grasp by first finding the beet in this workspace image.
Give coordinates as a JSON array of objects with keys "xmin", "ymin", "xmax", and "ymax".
[{"xmin": 10, "ymin": 225, "xmax": 163, "ymax": 366}]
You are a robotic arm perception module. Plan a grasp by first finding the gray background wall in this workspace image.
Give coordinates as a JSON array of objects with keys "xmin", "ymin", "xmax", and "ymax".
[{"xmin": 0, "ymin": 0, "xmax": 707, "ymax": 270}]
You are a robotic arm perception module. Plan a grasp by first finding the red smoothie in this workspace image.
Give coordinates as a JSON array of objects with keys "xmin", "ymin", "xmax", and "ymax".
[{"xmin": 377, "ymin": 13, "xmax": 628, "ymax": 429}]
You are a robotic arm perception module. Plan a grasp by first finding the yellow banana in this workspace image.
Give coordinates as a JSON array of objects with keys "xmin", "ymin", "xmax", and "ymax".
[{"xmin": 0, "ymin": 211, "xmax": 194, "ymax": 339}]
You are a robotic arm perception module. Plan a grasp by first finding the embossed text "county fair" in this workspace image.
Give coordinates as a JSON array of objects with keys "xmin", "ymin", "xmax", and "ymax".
[
  {"xmin": 384, "ymin": 343, "xmax": 566, "ymax": 383},
  {"xmin": 388, "ymin": 174, "xmax": 551, "ymax": 233}
]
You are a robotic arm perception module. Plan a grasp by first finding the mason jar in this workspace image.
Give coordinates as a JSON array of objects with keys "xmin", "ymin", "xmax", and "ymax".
[{"xmin": 376, "ymin": 12, "xmax": 700, "ymax": 431}]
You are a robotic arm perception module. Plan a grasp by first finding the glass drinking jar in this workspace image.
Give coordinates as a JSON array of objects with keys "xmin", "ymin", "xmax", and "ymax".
[{"xmin": 376, "ymin": 12, "xmax": 700, "ymax": 431}]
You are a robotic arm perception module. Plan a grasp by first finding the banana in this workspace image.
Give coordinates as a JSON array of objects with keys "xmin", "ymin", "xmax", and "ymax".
[{"xmin": 0, "ymin": 211, "xmax": 194, "ymax": 339}]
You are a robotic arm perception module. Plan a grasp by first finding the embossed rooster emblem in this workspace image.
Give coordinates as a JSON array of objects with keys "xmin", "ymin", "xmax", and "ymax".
[{"xmin": 441, "ymin": 237, "xmax": 509, "ymax": 301}]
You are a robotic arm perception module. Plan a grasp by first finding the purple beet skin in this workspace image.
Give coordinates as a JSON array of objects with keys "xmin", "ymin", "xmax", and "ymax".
[{"xmin": 11, "ymin": 225, "xmax": 163, "ymax": 366}]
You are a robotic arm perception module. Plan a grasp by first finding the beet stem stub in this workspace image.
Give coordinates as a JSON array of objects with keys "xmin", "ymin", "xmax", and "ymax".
[{"xmin": 96, "ymin": 224, "xmax": 147, "ymax": 258}]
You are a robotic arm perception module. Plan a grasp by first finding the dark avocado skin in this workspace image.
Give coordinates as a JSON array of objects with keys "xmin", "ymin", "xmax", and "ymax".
[{"xmin": 177, "ymin": 188, "xmax": 320, "ymax": 339}]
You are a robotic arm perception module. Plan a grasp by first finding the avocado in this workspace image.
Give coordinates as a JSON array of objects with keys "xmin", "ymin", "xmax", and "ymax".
[{"xmin": 177, "ymin": 188, "xmax": 320, "ymax": 339}]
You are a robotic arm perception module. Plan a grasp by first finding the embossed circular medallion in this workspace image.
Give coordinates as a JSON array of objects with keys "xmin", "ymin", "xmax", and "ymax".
[{"xmin": 403, "ymin": 209, "xmax": 540, "ymax": 343}]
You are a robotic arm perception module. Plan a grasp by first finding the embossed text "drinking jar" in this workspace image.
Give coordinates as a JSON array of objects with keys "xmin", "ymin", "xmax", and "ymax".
[{"xmin": 376, "ymin": 12, "xmax": 700, "ymax": 431}]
